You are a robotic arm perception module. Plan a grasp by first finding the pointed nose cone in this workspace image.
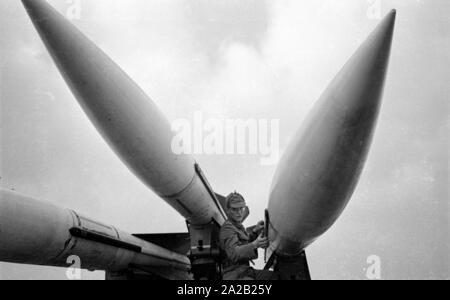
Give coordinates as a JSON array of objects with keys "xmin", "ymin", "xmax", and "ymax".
[
  {"xmin": 22, "ymin": 0, "xmax": 67, "ymax": 41},
  {"xmin": 366, "ymin": 9, "xmax": 396, "ymax": 53},
  {"xmin": 268, "ymin": 11, "xmax": 396, "ymax": 256},
  {"xmin": 321, "ymin": 9, "xmax": 396, "ymax": 119},
  {"xmin": 22, "ymin": 0, "xmax": 48, "ymax": 19}
]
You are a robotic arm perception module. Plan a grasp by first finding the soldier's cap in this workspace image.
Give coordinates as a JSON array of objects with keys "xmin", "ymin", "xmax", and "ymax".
[{"xmin": 226, "ymin": 192, "xmax": 246, "ymax": 209}]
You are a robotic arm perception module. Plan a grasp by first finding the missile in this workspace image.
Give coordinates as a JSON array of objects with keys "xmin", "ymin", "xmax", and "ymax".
[
  {"xmin": 0, "ymin": 189, "xmax": 190, "ymax": 278},
  {"xmin": 267, "ymin": 10, "xmax": 397, "ymax": 257},
  {"xmin": 21, "ymin": 0, "xmax": 226, "ymax": 226}
]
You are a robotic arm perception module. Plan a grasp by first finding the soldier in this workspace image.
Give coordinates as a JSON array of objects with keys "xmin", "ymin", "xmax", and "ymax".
[{"xmin": 219, "ymin": 192, "xmax": 278, "ymax": 280}]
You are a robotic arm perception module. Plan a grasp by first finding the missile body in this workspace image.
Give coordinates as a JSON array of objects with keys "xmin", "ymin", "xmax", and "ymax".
[
  {"xmin": 21, "ymin": 0, "xmax": 225, "ymax": 226},
  {"xmin": 0, "ymin": 189, "xmax": 190, "ymax": 275},
  {"xmin": 268, "ymin": 11, "xmax": 396, "ymax": 256}
]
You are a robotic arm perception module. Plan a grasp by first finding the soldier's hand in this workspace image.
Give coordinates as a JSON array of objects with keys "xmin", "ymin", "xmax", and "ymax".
[
  {"xmin": 253, "ymin": 221, "xmax": 265, "ymax": 235},
  {"xmin": 252, "ymin": 233, "xmax": 269, "ymax": 250}
]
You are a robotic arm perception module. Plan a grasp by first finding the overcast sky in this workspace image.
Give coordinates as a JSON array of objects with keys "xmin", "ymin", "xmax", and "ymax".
[{"xmin": 0, "ymin": 0, "xmax": 449, "ymax": 279}]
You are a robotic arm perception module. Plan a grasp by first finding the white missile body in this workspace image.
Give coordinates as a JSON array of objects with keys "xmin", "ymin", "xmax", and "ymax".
[
  {"xmin": 268, "ymin": 11, "xmax": 397, "ymax": 256},
  {"xmin": 0, "ymin": 189, "xmax": 190, "ymax": 277},
  {"xmin": 21, "ymin": 0, "xmax": 225, "ymax": 226}
]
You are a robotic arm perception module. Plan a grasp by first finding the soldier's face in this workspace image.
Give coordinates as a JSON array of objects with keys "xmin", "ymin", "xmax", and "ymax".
[{"xmin": 228, "ymin": 207, "xmax": 245, "ymax": 223}]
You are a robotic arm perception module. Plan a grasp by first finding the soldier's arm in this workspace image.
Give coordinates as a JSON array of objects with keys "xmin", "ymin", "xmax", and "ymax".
[
  {"xmin": 247, "ymin": 221, "xmax": 264, "ymax": 242},
  {"xmin": 221, "ymin": 229, "xmax": 258, "ymax": 264}
]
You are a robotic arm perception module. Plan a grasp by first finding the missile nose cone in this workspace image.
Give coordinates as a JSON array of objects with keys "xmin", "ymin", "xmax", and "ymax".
[
  {"xmin": 338, "ymin": 8, "xmax": 396, "ymax": 114},
  {"xmin": 389, "ymin": 9, "xmax": 397, "ymax": 20},
  {"xmin": 267, "ymin": 10, "xmax": 397, "ymax": 255},
  {"xmin": 22, "ymin": 0, "xmax": 48, "ymax": 20},
  {"xmin": 374, "ymin": 8, "xmax": 396, "ymax": 48}
]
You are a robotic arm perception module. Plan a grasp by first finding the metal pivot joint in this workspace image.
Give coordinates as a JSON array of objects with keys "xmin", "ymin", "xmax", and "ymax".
[
  {"xmin": 186, "ymin": 219, "xmax": 223, "ymax": 280},
  {"xmin": 272, "ymin": 251, "xmax": 311, "ymax": 280}
]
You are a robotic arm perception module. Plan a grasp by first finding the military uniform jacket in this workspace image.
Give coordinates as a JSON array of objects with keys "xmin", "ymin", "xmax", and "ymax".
[{"xmin": 219, "ymin": 220, "xmax": 258, "ymax": 272}]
